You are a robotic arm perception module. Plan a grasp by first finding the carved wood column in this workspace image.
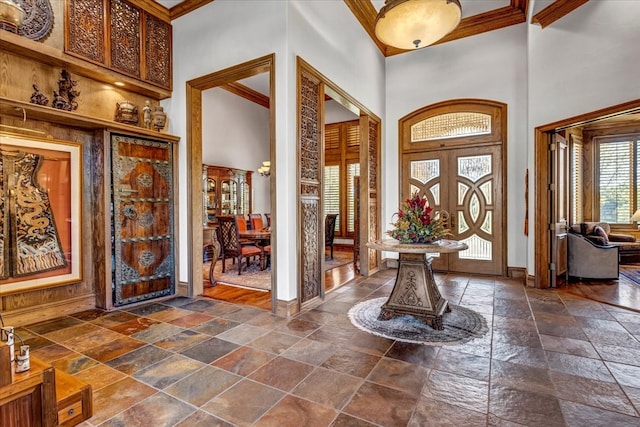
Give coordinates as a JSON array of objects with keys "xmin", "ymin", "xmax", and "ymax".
[
  {"xmin": 359, "ymin": 116, "xmax": 381, "ymax": 275},
  {"xmin": 298, "ymin": 68, "xmax": 323, "ymax": 305}
]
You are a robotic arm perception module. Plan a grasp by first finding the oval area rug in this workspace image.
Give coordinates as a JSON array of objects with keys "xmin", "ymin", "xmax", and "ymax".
[{"xmin": 348, "ymin": 297, "xmax": 488, "ymax": 345}]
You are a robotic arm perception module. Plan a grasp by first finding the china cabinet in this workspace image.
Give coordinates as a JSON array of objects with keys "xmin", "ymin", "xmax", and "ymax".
[{"xmin": 203, "ymin": 164, "xmax": 252, "ymax": 224}]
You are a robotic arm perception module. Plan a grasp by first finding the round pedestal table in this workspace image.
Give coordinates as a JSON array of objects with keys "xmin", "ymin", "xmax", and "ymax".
[{"xmin": 366, "ymin": 239, "xmax": 468, "ymax": 330}]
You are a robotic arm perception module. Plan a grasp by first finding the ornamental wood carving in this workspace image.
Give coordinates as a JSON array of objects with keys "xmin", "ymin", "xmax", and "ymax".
[
  {"xmin": 15, "ymin": 0, "xmax": 54, "ymax": 40},
  {"xmin": 367, "ymin": 120, "xmax": 379, "ymax": 270},
  {"xmin": 298, "ymin": 70, "xmax": 322, "ymax": 304},
  {"xmin": 110, "ymin": 0, "xmax": 141, "ymax": 77},
  {"xmin": 66, "ymin": 0, "xmax": 105, "ymax": 64},
  {"xmin": 144, "ymin": 13, "xmax": 172, "ymax": 89}
]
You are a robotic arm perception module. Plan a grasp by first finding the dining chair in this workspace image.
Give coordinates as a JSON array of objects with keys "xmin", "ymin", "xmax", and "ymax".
[
  {"xmin": 265, "ymin": 213, "xmax": 271, "ymax": 226},
  {"xmin": 249, "ymin": 213, "xmax": 265, "ymax": 231},
  {"xmin": 218, "ymin": 216, "xmax": 263, "ymax": 275},
  {"xmin": 325, "ymin": 213, "xmax": 338, "ymax": 259},
  {"xmin": 234, "ymin": 215, "xmax": 253, "ymax": 247}
]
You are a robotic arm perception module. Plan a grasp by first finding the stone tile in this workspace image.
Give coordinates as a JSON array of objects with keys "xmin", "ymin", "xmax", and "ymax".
[
  {"xmin": 343, "ymin": 381, "xmax": 418, "ymax": 426},
  {"xmin": 559, "ymin": 399, "xmax": 640, "ymax": 427},
  {"xmin": 174, "ymin": 410, "xmax": 234, "ymax": 427},
  {"xmin": 51, "ymin": 352, "xmax": 100, "ymax": 375},
  {"xmin": 346, "ymin": 330, "xmax": 395, "ymax": 356},
  {"xmin": 164, "ymin": 365, "xmax": 241, "ymax": 407},
  {"xmin": 130, "ymin": 322, "xmax": 186, "ymax": 344},
  {"xmin": 493, "ymin": 298, "xmax": 533, "ymax": 320},
  {"xmin": 144, "ymin": 307, "xmax": 195, "ymax": 323},
  {"xmin": 433, "ymin": 348, "xmax": 491, "ymax": 382},
  {"xmin": 546, "ymin": 351, "xmax": 615, "ymax": 382},
  {"xmin": 212, "ymin": 346, "xmax": 275, "ymax": 376},
  {"xmin": 201, "ymin": 379, "xmax": 284, "ymax": 426},
  {"xmin": 74, "ymin": 364, "xmax": 128, "ymax": 391},
  {"xmin": 593, "ymin": 343, "xmax": 640, "ymax": 366},
  {"xmin": 42, "ymin": 322, "xmax": 103, "ymax": 343},
  {"xmin": 159, "ymin": 296, "xmax": 193, "ymax": 308},
  {"xmin": 330, "ymin": 413, "xmax": 379, "ymax": 427},
  {"xmin": 621, "ymin": 385, "xmax": 640, "ymax": 415},
  {"xmin": 306, "ymin": 324, "xmax": 354, "ymax": 346},
  {"xmin": 367, "ymin": 357, "xmax": 428, "ymax": 396},
  {"xmin": 248, "ymin": 330, "xmax": 301, "ymax": 354},
  {"xmin": 31, "ymin": 343, "xmax": 74, "ymax": 362},
  {"xmin": 192, "ymin": 317, "xmax": 241, "ymax": 336},
  {"xmin": 168, "ymin": 312, "xmax": 216, "ymax": 328},
  {"xmin": 491, "ymin": 342, "xmax": 548, "ymax": 369},
  {"xmin": 605, "ymin": 361, "xmax": 640, "ymax": 388},
  {"xmin": 490, "ymin": 359, "xmax": 555, "ymax": 396},
  {"xmin": 292, "ymin": 367, "xmax": 362, "ymax": 410},
  {"xmin": 276, "ymin": 318, "xmax": 322, "ymax": 337},
  {"xmin": 22, "ymin": 336, "xmax": 54, "ymax": 352},
  {"xmin": 410, "ymin": 396, "xmax": 487, "ymax": 427},
  {"xmin": 108, "ymin": 317, "xmax": 161, "ymax": 336},
  {"xmin": 152, "ymin": 329, "xmax": 212, "ymax": 352},
  {"xmin": 215, "ymin": 323, "xmax": 270, "ymax": 345},
  {"xmin": 489, "ymin": 385, "xmax": 564, "ymax": 426},
  {"xmin": 218, "ymin": 306, "xmax": 266, "ymax": 323},
  {"xmin": 281, "ymin": 338, "xmax": 337, "ymax": 366},
  {"xmin": 321, "ymin": 347, "xmax": 382, "ymax": 378},
  {"xmin": 492, "ymin": 328, "xmax": 542, "ymax": 349},
  {"xmin": 385, "ymin": 341, "xmax": 441, "ymax": 369},
  {"xmin": 179, "ymin": 337, "xmax": 239, "ymax": 364},
  {"xmin": 539, "ymin": 334, "xmax": 599, "ymax": 358},
  {"xmin": 574, "ymin": 316, "xmax": 630, "ymax": 333},
  {"xmin": 179, "ymin": 299, "xmax": 219, "ymax": 312},
  {"xmin": 25, "ymin": 316, "xmax": 84, "ymax": 334},
  {"xmin": 549, "ymin": 371, "xmax": 637, "ymax": 416},
  {"xmin": 62, "ymin": 328, "xmax": 124, "ymax": 352},
  {"xmin": 422, "ymin": 369, "xmax": 488, "ymax": 414},
  {"xmin": 83, "ymin": 336, "xmax": 145, "ymax": 363},
  {"xmin": 89, "ymin": 311, "xmax": 139, "ymax": 328},
  {"xmin": 249, "ymin": 356, "xmax": 315, "ymax": 392},
  {"xmin": 99, "ymin": 391, "xmax": 195, "ymax": 427},
  {"xmin": 126, "ymin": 302, "xmax": 172, "ymax": 317},
  {"xmin": 254, "ymin": 394, "xmax": 337, "ymax": 427},
  {"xmin": 89, "ymin": 377, "xmax": 156, "ymax": 425},
  {"xmin": 133, "ymin": 354, "xmax": 205, "ymax": 389},
  {"xmin": 245, "ymin": 311, "xmax": 291, "ymax": 329},
  {"xmin": 582, "ymin": 328, "xmax": 640, "ymax": 350},
  {"xmin": 106, "ymin": 344, "xmax": 173, "ymax": 375}
]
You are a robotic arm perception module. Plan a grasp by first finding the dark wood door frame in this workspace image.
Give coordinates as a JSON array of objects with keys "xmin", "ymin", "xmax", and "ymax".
[
  {"xmin": 185, "ymin": 54, "xmax": 276, "ymax": 305},
  {"xmin": 534, "ymin": 99, "xmax": 640, "ymax": 288}
]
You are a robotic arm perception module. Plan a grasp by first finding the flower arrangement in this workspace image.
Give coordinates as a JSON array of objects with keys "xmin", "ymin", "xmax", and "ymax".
[{"xmin": 387, "ymin": 192, "xmax": 450, "ymax": 244}]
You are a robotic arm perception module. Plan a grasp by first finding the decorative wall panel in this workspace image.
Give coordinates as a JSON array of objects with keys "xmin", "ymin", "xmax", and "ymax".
[
  {"xmin": 66, "ymin": 0, "xmax": 105, "ymax": 64},
  {"xmin": 15, "ymin": 0, "xmax": 54, "ymax": 40},
  {"xmin": 367, "ymin": 120, "xmax": 379, "ymax": 271},
  {"xmin": 144, "ymin": 13, "xmax": 172, "ymax": 89},
  {"xmin": 110, "ymin": 0, "xmax": 141, "ymax": 77},
  {"xmin": 298, "ymin": 71, "xmax": 321, "ymax": 304},
  {"xmin": 111, "ymin": 134, "xmax": 174, "ymax": 306}
]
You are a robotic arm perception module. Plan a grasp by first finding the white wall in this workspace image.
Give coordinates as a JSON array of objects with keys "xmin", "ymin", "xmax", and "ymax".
[
  {"xmin": 527, "ymin": 0, "xmax": 640, "ymax": 271},
  {"xmin": 385, "ymin": 24, "xmax": 529, "ymax": 268},
  {"xmin": 202, "ymin": 88, "xmax": 270, "ymax": 213}
]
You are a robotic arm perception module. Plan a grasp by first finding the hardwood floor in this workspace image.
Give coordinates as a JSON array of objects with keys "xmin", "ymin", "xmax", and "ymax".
[{"xmin": 202, "ymin": 252, "xmax": 357, "ymax": 310}]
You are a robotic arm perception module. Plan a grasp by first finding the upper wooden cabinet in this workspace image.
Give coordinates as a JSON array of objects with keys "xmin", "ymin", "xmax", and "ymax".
[
  {"xmin": 65, "ymin": 0, "xmax": 172, "ymax": 91},
  {"xmin": 203, "ymin": 165, "xmax": 253, "ymax": 224}
]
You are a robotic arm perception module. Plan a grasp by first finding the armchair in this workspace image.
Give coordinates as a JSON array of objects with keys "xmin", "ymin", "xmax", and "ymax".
[
  {"xmin": 568, "ymin": 231, "xmax": 619, "ymax": 280},
  {"xmin": 218, "ymin": 216, "xmax": 263, "ymax": 275}
]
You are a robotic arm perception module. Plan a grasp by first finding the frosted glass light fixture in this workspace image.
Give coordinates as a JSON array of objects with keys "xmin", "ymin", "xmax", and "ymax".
[
  {"xmin": 258, "ymin": 161, "xmax": 271, "ymax": 177},
  {"xmin": 375, "ymin": 0, "xmax": 462, "ymax": 50}
]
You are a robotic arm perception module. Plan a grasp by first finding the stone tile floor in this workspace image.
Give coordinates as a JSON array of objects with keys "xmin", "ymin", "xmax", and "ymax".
[{"xmin": 16, "ymin": 269, "xmax": 640, "ymax": 426}]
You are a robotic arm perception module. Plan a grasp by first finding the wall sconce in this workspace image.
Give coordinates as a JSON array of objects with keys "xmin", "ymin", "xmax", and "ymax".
[{"xmin": 258, "ymin": 161, "xmax": 271, "ymax": 177}]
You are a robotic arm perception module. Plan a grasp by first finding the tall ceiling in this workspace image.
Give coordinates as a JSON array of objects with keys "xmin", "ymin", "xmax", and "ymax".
[{"xmin": 153, "ymin": 0, "xmax": 589, "ymax": 57}]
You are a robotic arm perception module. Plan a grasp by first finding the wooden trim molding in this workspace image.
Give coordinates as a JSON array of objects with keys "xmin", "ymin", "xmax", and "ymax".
[
  {"xmin": 531, "ymin": 0, "xmax": 589, "ymax": 29},
  {"xmin": 221, "ymin": 82, "xmax": 269, "ymax": 108},
  {"xmin": 170, "ymin": 0, "xmax": 215, "ymax": 20}
]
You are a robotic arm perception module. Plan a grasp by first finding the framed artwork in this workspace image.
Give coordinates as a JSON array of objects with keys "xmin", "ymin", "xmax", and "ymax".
[{"xmin": 0, "ymin": 133, "xmax": 82, "ymax": 294}]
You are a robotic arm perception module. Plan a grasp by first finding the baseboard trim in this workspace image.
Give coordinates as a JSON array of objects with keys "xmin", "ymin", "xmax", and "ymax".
[
  {"xmin": 3, "ymin": 294, "xmax": 96, "ymax": 326},
  {"xmin": 274, "ymin": 298, "xmax": 299, "ymax": 317},
  {"xmin": 507, "ymin": 267, "xmax": 528, "ymax": 285}
]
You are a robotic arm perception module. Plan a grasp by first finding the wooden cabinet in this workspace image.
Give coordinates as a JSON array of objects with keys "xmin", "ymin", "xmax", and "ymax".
[
  {"xmin": 0, "ymin": 354, "xmax": 57, "ymax": 427},
  {"xmin": 203, "ymin": 165, "xmax": 252, "ymax": 224},
  {"xmin": 54, "ymin": 370, "xmax": 92, "ymax": 427}
]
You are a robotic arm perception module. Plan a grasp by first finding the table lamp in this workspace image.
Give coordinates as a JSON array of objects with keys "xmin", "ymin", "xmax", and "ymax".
[{"xmin": 631, "ymin": 209, "xmax": 640, "ymax": 229}]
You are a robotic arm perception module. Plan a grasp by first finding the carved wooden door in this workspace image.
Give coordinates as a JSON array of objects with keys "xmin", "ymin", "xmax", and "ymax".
[{"xmin": 111, "ymin": 134, "xmax": 174, "ymax": 306}]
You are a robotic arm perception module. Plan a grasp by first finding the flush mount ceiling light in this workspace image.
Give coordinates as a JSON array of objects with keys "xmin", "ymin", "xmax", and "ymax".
[{"xmin": 375, "ymin": 0, "xmax": 462, "ymax": 50}]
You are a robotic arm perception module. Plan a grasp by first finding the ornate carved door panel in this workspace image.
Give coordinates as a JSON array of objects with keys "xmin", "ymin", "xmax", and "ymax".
[
  {"xmin": 403, "ymin": 145, "xmax": 504, "ymax": 275},
  {"xmin": 111, "ymin": 134, "xmax": 174, "ymax": 306}
]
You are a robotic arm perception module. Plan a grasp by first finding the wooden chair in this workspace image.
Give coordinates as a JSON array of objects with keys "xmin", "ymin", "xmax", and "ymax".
[
  {"xmin": 218, "ymin": 216, "xmax": 263, "ymax": 275},
  {"xmin": 325, "ymin": 213, "xmax": 338, "ymax": 259},
  {"xmin": 250, "ymin": 213, "xmax": 265, "ymax": 231}
]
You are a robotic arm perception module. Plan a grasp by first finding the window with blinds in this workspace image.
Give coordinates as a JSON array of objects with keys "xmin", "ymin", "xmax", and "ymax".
[
  {"xmin": 324, "ymin": 164, "xmax": 340, "ymax": 232},
  {"xmin": 571, "ymin": 140, "xmax": 584, "ymax": 224},
  {"xmin": 597, "ymin": 136, "xmax": 639, "ymax": 223}
]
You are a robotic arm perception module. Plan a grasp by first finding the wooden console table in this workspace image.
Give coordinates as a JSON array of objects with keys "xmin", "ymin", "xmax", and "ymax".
[{"xmin": 367, "ymin": 239, "xmax": 468, "ymax": 330}]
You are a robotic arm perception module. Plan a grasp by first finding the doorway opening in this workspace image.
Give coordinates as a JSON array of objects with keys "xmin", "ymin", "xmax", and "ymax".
[{"xmin": 186, "ymin": 54, "xmax": 276, "ymax": 311}]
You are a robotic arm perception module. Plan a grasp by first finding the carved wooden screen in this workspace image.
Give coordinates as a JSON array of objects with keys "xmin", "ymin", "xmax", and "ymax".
[
  {"xmin": 66, "ymin": 0, "xmax": 105, "ymax": 64},
  {"xmin": 144, "ymin": 13, "xmax": 172, "ymax": 89},
  {"xmin": 111, "ymin": 134, "xmax": 175, "ymax": 306},
  {"xmin": 110, "ymin": 0, "xmax": 141, "ymax": 77},
  {"xmin": 366, "ymin": 119, "xmax": 380, "ymax": 272},
  {"xmin": 298, "ymin": 70, "xmax": 322, "ymax": 305}
]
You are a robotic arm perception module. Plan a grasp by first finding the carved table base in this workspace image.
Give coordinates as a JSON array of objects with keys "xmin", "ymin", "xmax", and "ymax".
[{"xmin": 378, "ymin": 252, "xmax": 450, "ymax": 330}]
